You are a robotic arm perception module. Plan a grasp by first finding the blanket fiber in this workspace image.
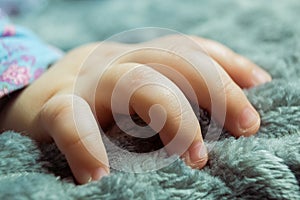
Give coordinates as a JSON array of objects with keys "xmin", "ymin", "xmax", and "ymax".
[{"xmin": 2, "ymin": 0, "xmax": 300, "ymax": 199}]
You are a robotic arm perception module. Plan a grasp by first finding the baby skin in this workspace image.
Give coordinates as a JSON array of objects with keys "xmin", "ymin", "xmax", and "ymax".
[{"xmin": 0, "ymin": 35, "xmax": 271, "ymax": 184}]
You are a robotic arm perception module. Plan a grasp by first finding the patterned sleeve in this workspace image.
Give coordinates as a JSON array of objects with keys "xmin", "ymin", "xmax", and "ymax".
[{"xmin": 0, "ymin": 8, "xmax": 63, "ymax": 98}]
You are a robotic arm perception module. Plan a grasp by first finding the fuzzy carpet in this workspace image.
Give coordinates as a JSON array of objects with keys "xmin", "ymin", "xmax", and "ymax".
[{"xmin": 1, "ymin": 0, "xmax": 300, "ymax": 199}]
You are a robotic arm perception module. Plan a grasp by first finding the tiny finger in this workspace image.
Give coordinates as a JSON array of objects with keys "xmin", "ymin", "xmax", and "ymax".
[{"xmin": 39, "ymin": 94, "xmax": 109, "ymax": 184}]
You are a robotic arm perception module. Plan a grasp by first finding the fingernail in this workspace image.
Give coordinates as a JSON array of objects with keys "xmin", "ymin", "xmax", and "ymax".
[
  {"xmin": 189, "ymin": 141, "xmax": 208, "ymax": 163},
  {"xmin": 239, "ymin": 107, "xmax": 259, "ymax": 131},
  {"xmin": 91, "ymin": 167, "xmax": 108, "ymax": 181},
  {"xmin": 252, "ymin": 68, "xmax": 272, "ymax": 85},
  {"xmin": 87, "ymin": 177, "xmax": 92, "ymax": 183},
  {"xmin": 76, "ymin": 169, "xmax": 93, "ymax": 184}
]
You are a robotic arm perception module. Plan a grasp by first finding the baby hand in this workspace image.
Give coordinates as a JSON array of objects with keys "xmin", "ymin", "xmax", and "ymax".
[{"xmin": 0, "ymin": 35, "xmax": 271, "ymax": 184}]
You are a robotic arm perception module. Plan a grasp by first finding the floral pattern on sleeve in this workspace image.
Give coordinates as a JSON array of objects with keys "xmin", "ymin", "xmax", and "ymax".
[
  {"xmin": 0, "ymin": 8, "xmax": 63, "ymax": 98},
  {"xmin": 0, "ymin": 64, "xmax": 31, "ymax": 86}
]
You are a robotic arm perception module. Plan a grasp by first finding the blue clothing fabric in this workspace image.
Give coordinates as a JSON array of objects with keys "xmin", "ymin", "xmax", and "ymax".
[{"xmin": 0, "ymin": 8, "xmax": 62, "ymax": 98}]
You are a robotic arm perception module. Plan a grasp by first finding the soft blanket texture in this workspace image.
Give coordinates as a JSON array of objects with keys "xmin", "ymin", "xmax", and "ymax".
[{"xmin": 1, "ymin": 0, "xmax": 300, "ymax": 199}]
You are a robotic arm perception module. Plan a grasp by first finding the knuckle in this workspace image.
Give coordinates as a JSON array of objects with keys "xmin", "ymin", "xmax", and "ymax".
[
  {"xmin": 223, "ymin": 76, "xmax": 235, "ymax": 91},
  {"xmin": 211, "ymin": 71, "xmax": 237, "ymax": 98},
  {"xmin": 234, "ymin": 54, "xmax": 250, "ymax": 68},
  {"xmin": 162, "ymin": 35, "xmax": 189, "ymax": 51},
  {"xmin": 221, "ymin": 76, "xmax": 240, "ymax": 97},
  {"xmin": 163, "ymin": 34, "xmax": 183, "ymax": 41},
  {"xmin": 41, "ymin": 95, "xmax": 72, "ymax": 122},
  {"xmin": 161, "ymin": 90, "xmax": 190, "ymax": 121},
  {"xmin": 63, "ymin": 130, "xmax": 93, "ymax": 153},
  {"xmin": 40, "ymin": 94, "xmax": 87, "ymax": 128}
]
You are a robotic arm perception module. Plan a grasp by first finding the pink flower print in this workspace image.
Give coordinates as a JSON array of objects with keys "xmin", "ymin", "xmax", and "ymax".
[
  {"xmin": 34, "ymin": 68, "xmax": 45, "ymax": 79},
  {"xmin": 21, "ymin": 55, "xmax": 36, "ymax": 66},
  {"xmin": 0, "ymin": 64, "xmax": 31, "ymax": 86},
  {"xmin": 0, "ymin": 87, "xmax": 9, "ymax": 98},
  {"xmin": 2, "ymin": 25, "xmax": 16, "ymax": 37}
]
